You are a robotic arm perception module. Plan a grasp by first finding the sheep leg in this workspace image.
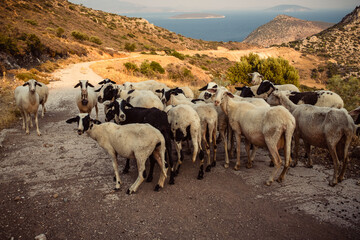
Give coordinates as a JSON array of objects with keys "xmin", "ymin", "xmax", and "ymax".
[
  {"xmin": 245, "ymin": 139, "xmax": 257, "ymax": 169},
  {"xmin": 174, "ymin": 141, "xmax": 183, "ymax": 175},
  {"xmin": 234, "ymin": 133, "xmax": 242, "ymax": 171},
  {"xmin": 304, "ymin": 142, "xmax": 313, "ymax": 168},
  {"xmin": 95, "ymin": 103, "xmax": 99, "ymax": 120},
  {"xmin": 110, "ymin": 151, "xmax": 122, "ymax": 190},
  {"xmin": 222, "ymin": 130, "xmax": 230, "ymax": 169},
  {"xmin": 34, "ymin": 112, "xmax": 41, "ymax": 136},
  {"xmin": 127, "ymin": 158, "xmax": 146, "ymax": 194},
  {"xmin": 266, "ymin": 146, "xmax": 282, "ymax": 186},
  {"xmin": 25, "ymin": 113, "xmax": 30, "ymax": 134},
  {"xmin": 152, "ymin": 147, "xmax": 168, "ymax": 191},
  {"xmin": 122, "ymin": 159, "xmax": 130, "ymax": 173},
  {"xmin": 228, "ymin": 127, "xmax": 234, "ymax": 158},
  {"xmin": 20, "ymin": 110, "xmax": 26, "ymax": 130},
  {"xmin": 41, "ymin": 103, "xmax": 45, "ymax": 118},
  {"xmin": 203, "ymin": 134, "xmax": 211, "ymax": 172},
  {"xmin": 291, "ymin": 132, "xmax": 300, "ymax": 167},
  {"xmin": 338, "ymin": 137, "xmax": 351, "ymax": 182},
  {"xmin": 146, "ymin": 156, "xmax": 156, "ymax": 182},
  {"xmin": 211, "ymin": 126, "xmax": 217, "ymax": 167},
  {"xmin": 328, "ymin": 145, "xmax": 340, "ymax": 187}
]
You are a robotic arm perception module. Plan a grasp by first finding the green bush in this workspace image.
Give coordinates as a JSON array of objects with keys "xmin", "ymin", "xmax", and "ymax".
[
  {"xmin": 150, "ymin": 61, "xmax": 165, "ymax": 74},
  {"xmin": 124, "ymin": 62, "xmax": 139, "ymax": 72},
  {"xmin": 71, "ymin": 31, "xmax": 89, "ymax": 41},
  {"xmin": 16, "ymin": 72, "xmax": 38, "ymax": 82},
  {"xmin": 26, "ymin": 34, "xmax": 43, "ymax": 55},
  {"xmin": 140, "ymin": 60, "xmax": 153, "ymax": 76},
  {"xmin": 56, "ymin": 27, "xmax": 64, "ymax": 37},
  {"xmin": 0, "ymin": 33, "xmax": 19, "ymax": 55},
  {"xmin": 326, "ymin": 75, "xmax": 360, "ymax": 110},
  {"xmin": 226, "ymin": 53, "xmax": 299, "ymax": 86},
  {"xmin": 89, "ymin": 36, "xmax": 102, "ymax": 45},
  {"xmin": 165, "ymin": 49, "xmax": 185, "ymax": 60},
  {"xmin": 24, "ymin": 19, "xmax": 37, "ymax": 26},
  {"xmin": 124, "ymin": 42, "xmax": 136, "ymax": 52}
]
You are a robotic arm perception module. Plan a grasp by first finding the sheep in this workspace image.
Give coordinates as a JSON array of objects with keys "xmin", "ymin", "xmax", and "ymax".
[
  {"xmin": 104, "ymin": 99, "xmax": 176, "ymax": 185},
  {"xmin": 191, "ymin": 103, "xmax": 218, "ymax": 172},
  {"xmin": 167, "ymin": 104, "xmax": 206, "ymax": 179},
  {"xmin": 155, "ymin": 87, "xmax": 190, "ymax": 106},
  {"xmin": 74, "ymin": 80, "xmax": 99, "ymax": 120},
  {"xmin": 256, "ymin": 80, "xmax": 300, "ymax": 98},
  {"xmin": 249, "ymin": 72, "xmax": 264, "ymax": 85},
  {"xmin": 208, "ymin": 88, "xmax": 296, "ymax": 186},
  {"xmin": 122, "ymin": 80, "xmax": 167, "ymax": 94},
  {"xmin": 272, "ymin": 90, "xmax": 356, "ymax": 186},
  {"xmin": 66, "ymin": 113, "xmax": 168, "ymax": 194},
  {"xmin": 95, "ymin": 82, "xmax": 122, "ymax": 103},
  {"xmin": 35, "ymin": 82, "xmax": 49, "ymax": 117},
  {"xmin": 179, "ymin": 86, "xmax": 194, "ymax": 99},
  {"xmin": 125, "ymin": 90, "xmax": 165, "ymax": 110},
  {"xmin": 14, "ymin": 79, "xmax": 42, "ymax": 136},
  {"xmin": 266, "ymin": 89, "xmax": 344, "ymax": 108}
]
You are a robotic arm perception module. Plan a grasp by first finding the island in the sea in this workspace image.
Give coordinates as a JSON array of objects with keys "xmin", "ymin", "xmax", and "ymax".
[{"xmin": 170, "ymin": 13, "xmax": 225, "ymax": 19}]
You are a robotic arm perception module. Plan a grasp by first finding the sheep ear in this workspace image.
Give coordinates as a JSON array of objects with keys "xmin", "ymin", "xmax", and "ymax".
[
  {"xmin": 98, "ymin": 80, "xmax": 105, "ymax": 85},
  {"xmin": 88, "ymin": 83, "xmax": 94, "ymax": 88},
  {"xmin": 92, "ymin": 119, "xmax": 101, "ymax": 125},
  {"xmin": 35, "ymin": 82, "xmax": 42, "ymax": 87},
  {"xmin": 226, "ymin": 92, "xmax": 234, "ymax": 98},
  {"xmin": 155, "ymin": 89, "xmax": 163, "ymax": 93},
  {"xmin": 109, "ymin": 79, "xmax": 116, "ymax": 84},
  {"xmin": 74, "ymin": 83, "xmax": 81, "ymax": 88},
  {"xmin": 235, "ymin": 87, "xmax": 243, "ymax": 90},
  {"xmin": 103, "ymin": 100, "xmax": 111, "ymax": 106},
  {"xmin": 66, "ymin": 116, "xmax": 79, "ymax": 124},
  {"xmin": 125, "ymin": 101, "xmax": 134, "ymax": 108},
  {"xmin": 198, "ymin": 84, "xmax": 208, "ymax": 91},
  {"xmin": 94, "ymin": 86, "xmax": 102, "ymax": 92},
  {"xmin": 23, "ymin": 82, "xmax": 29, "ymax": 86}
]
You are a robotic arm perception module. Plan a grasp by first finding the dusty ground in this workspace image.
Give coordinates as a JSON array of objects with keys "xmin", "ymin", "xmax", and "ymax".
[{"xmin": 1, "ymin": 58, "xmax": 360, "ymax": 240}]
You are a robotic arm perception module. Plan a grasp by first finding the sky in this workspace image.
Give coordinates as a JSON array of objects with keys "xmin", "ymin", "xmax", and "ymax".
[{"xmin": 70, "ymin": 0, "xmax": 359, "ymax": 12}]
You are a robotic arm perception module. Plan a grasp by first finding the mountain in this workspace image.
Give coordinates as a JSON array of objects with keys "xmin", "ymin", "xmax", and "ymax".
[
  {"xmin": 288, "ymin": 6, "xmax": 360, "ymax": 67},
  {"xmin": 0, "ymin": 0, "xmax": 249, "ymax": 70},
  {"xmin": 242, "ymin": 15, "xmax": 333, "ymax": 47},
  {"xmin": 265, "ymin": 5, "xmax": 311, "ymax": 12}
]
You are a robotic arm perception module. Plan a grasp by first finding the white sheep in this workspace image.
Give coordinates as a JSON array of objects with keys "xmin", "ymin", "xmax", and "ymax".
[
  {"xmin": 179, "ymin": 86, "xmax": 194, "ymax": 99},
  {"xmin": 167, "ymin": 104, "xmax": 205, "ymax": 179},
  {"xmin": 74, "ymin": 80, "xmax": 99, "ymax": 120},
  {"xmin": 209, "ymin": 88, "xmax": 296, "ymax": 186},
  {"xmin": 66, "ymin": 113, "xmax": 168, "ymax": 194},
  {"xmin": 266, "ymin": 89, "xmax": 344, "ymax": 108},
  {"xmin": 123, "ymin": 80, "xmax": 167, "ymax": 93},
  {"xmin": 35, "ymin": 82, "xmax": 49, "ymax": 117},
  {"xmin": 120, "ymin": 89, "xmax": 164, "ymax": 110},
  {"xmin": 14, "ymin": 79, "xmax": 42, "ymax": 136},
  {"xmin": 273, "ymin": 91, "xmax": 356, "ymax": 186},
  {"xmin": 192, "ymin": 103, "xmax": 218, "ymax": 172}
]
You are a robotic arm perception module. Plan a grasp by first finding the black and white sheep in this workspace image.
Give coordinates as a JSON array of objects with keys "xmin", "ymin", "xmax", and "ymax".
[
  {"xmin": 66, "ymin": 113, "xmax": 168, "ymax": 194},
  {"xmin": 103, "ymin": 99, "xmax": 176, "ymax": 185},
  {"xmin": 167, "ymin": 104, "xmax": 205, "ymax": 179},
  {"xmin": 273, "ymin": 91, "xmax": 356, "ymax": 186},
  {"xmin": 14, "ymin": 79, "xmax": 42, "ymax": 136},
  {"xmin": 266, "ymin": 89, "xmax": 344, "ymax": 108},
  {"xmin": 74, "ymin": 80, "xmax": 99, "ymax": 120},
  {"xmin": 256, "ymin": 80, "xmax": 300, "ymax": 97},
  {"xmin": 209, "ymin": 88, "xmax": 296, "ymax": 186}
]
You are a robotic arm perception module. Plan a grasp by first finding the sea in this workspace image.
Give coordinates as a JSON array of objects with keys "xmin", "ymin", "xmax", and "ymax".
[{"xmin": 125, "ymin": 9, "xmax": 352, "ymax": 42}]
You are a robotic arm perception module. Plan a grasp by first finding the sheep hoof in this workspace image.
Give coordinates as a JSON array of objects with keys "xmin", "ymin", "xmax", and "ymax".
[
  {"xmin": 197, "ymin": 171, "xmax": 204, "ymax": 180},
  {"xmin": 269, "ymin": 161, "xmax": 274, "ymax": 167},
  {"xmin": 205, "ymin": 165, "xmax": 211, "ymax": 172},
  {"xmin": 126, "ymin": 189, "xmax": 135, "ymax": 195},
  {"xmin": 233, "ymin": 165, "xmax": 240, "ymax": 171},
  {"xmin": 146, "ymin": 175, "xmax": 153, "ymax": 182},
  {"xmin": 276, "ymin": 177, "xmax": 283, "ymax": 183},
  {"xmin": 329, "ymin": 180, "xmax": 337, "ymax": 187},
  {"xmin": 37, "ymin": 132, "xmax": 42, "ymax": 136},
  {"xmin": 290, "ymin": 162, "xmax": 297, "ymax": 168},
  {"xmin": 154, "ymin": 184, "xmax": 161, "ymax": 192},
  {"xmin": 224, "ymin": 163, "xmax": 229, "ymax": 169},
  {"xmin": 211, "ymin": 161, "xmax": 216, "ymax": 167},
  {"xmin": 114, "ymin": 187, "xmax": 120, "ymax": 191},
  {"xmin": 265, "ymin": 180, "xmax": 272, "ymax": 186},
  {"xmin": 246, "ymin": 163, "xmax": 253, "ymax": 169},
  {"xmin": 337, "ymin": 176, "xmax": 344, "ymax": 183},
  {"xmin": 169, "ymin": 172, "xmax": 176, "ymax": 185},
  {"xmin": 306, "ymin": 164, "xmax": 313, "ymax": 168}
]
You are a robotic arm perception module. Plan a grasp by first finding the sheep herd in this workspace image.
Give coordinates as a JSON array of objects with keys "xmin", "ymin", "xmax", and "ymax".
[{"xmin": 15, "ymin": 74, "xmax": 360, "ymax": 194}]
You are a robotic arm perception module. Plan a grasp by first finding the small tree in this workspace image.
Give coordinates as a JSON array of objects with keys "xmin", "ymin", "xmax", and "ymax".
[
  {"xmin": 124, "ymin": 42, "xmax": 136, "ymax": 52},
  {"xmin": 56, "ymin": 27, "xmax": 64, "ymax": 37}
]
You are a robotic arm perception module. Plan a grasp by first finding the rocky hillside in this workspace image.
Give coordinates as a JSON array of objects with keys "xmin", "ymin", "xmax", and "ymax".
[
  {"xmin": 288, "ymin": 6, "xmax": 360, "ymax": 67},
  {"xmin": 0, "ymin": 0, "xmax": 251, "ymax": 70},
  {"xmin": 243, "ymin": 15, "xmax": 333, "ymax": 47}
]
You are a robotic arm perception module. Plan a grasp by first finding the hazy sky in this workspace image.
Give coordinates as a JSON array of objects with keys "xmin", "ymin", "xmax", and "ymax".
[{"xmin": 70, "ymin": 0, "xmax": 359, "ymax": 11}]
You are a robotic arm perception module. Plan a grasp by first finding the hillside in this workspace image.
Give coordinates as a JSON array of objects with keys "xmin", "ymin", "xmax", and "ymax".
[
  {"xmin": 288, "ymin": 6, "xmax": 360, "ymax": 68},
  {"xmin": 243, "ymin": 15, "xmax": 333, "ymax": 47},
  {"xmin": 0, "ymin": 0, "xmax": 250, "ymax": 70}
]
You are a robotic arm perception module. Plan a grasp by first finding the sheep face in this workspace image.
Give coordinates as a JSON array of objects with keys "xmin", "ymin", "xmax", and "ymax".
[
  {"xmin": 23, "ymin": 79, "xmax": 42, "ymax": 93},
  {"xmin": 198, "ymin": 82, "xmax": 218, "ymax": 91},
  {"xmin": 104, "ymin": 100, "xmax": 127, "ymax": 123},
  {"xmin": 66, "ymin": 113, "xmax": 101, "ymax": 135},
  {"xmin": 256, "ymin": 80, "xmax": 274, "ymax": 95},
  {"xmin": 74, "ymin": 80, "xmax": 94, "ymax": 105},
  {"xmin": 249, "ymin": 72, "xmax": 263, "ymax": 85}
]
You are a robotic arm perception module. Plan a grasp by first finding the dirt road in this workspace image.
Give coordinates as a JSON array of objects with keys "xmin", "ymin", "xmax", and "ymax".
[{"xmin": 0, "ymin": 60, "xmax": 359, "ymax": 239}]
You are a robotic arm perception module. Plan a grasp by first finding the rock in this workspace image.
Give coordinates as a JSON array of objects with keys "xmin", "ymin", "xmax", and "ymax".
[{"xmin": 53, "ymin": 193, "xmax": 59, "ymax": 199}]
